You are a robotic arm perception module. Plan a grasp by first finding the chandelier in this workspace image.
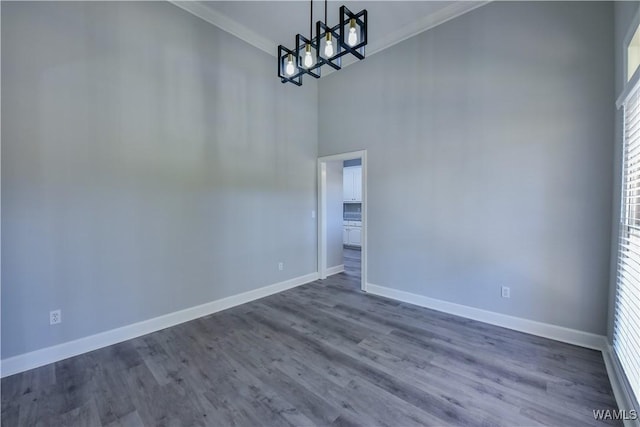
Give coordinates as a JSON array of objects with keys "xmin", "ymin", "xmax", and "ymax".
[{"xmin": 278, "ymin": 0, "xmax": 368, "ymax": 86}]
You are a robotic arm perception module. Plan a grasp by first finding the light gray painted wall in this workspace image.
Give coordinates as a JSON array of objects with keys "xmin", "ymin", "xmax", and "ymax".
[
  {"xmin": 318, "ymin": 1, "xmax": 614, "ymax": 335},
  {"xmin": 607, "ymin": 1, "xmax": 640, "ymax": 343},
  {"xmin": 326, "ymin": 161, "xmax": 344, "ymax": 269},
  {"xmin": 1, "ymin": 1, "xmax": 318, "ymax": 359}
]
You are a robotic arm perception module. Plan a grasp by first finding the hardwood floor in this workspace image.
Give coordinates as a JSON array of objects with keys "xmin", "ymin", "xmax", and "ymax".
[{"xmin": 2, "ymin": 249, "xmax": 620, "ymax": 426}]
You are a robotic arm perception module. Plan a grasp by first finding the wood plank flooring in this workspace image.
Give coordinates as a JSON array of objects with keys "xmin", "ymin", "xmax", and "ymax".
[{"xmin": 2, "ymin": 248, "xmax": 620, "ymax": 426}]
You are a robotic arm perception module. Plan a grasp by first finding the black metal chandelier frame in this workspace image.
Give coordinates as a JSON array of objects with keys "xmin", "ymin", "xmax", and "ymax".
[{"xmin": 278, "ymin": 2, "xmax": 368, "ymax": 86}]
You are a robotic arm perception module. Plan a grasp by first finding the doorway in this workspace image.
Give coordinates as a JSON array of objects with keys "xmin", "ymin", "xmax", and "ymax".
[{"xmin": 317, "ymin": 150, "xmax": 367, "ymax": 291}]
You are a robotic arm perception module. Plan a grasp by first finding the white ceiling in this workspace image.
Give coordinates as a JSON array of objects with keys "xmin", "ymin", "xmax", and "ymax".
[{"xmin": 171, "ymin": 1, "xmax": 488, "ymax": 57}]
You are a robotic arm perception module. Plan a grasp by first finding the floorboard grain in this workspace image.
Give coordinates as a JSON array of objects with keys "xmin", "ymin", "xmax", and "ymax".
[{"xmin": 1, "ymin": 248, "xmax": 620, "ymax": 426}]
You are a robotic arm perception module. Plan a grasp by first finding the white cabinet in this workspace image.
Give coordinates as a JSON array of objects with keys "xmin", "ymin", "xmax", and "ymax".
[
  {"xmin": 343, "ymin": 166, "xmax": 362, "ymax": 202},
  {"xmin": 343, "ymin": 167, "xmax": 355, "ymax": 201},
  {"xmin": 353, "ymin": 168, "xmax": 362, "ymax": 202},
  {"xmin": 343, "ymin": 221, "xmax": 362, "ymax": 247},
  {"xmin": 349, "ymin": 227, "xmax": 362, "ymax": 245}
]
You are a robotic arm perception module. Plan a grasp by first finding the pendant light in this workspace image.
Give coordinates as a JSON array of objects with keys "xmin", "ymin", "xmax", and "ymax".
[
  {"xmin": 277, "ymin": 1, "xmax": 368, "ymax": 86},
  {"xmin": 323, "ymin": 0, "xmax": 334, "ymax": 57}
]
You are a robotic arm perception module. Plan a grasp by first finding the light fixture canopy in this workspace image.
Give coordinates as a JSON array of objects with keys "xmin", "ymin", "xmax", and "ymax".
[{"xmin": 278, "ymin": 2, "xmax": 368, "ymax": 86}]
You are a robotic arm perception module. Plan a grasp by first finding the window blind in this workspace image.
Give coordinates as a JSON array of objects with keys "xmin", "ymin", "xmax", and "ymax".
[{"xmin": 615, "ymin": 80, "xmax": 640, "ymax": 405}]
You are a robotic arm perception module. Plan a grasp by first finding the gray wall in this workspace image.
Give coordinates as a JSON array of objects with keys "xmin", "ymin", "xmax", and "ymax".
[
  {"xmin": 607, "ymin": 1, "xmax": 640, "ymax": 342},
  {"xmin": 318, "ymin": 1, "xmax": 614, "ymax": 335},
  {"xmin": 1, "ymin": 1, "xmax": 318, "ymax": 359},
  {"xmin": 326, "ymin": 161, "xmax": 344, "ymax": 269}
]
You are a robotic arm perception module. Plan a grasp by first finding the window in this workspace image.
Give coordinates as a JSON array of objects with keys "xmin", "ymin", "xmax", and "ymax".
[
  {"xmin": 629, "ymin": 24, "xmax": 640, "ymax": 81},
  {"xmin": 615, "ymin": 79, "xmax": 640, "ymax": 405}
]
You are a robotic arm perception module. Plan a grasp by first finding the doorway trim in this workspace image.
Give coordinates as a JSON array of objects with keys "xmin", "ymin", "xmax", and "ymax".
[{"xmin": 317, "ymin": 150, "xmax": 367, "ymax": 291}]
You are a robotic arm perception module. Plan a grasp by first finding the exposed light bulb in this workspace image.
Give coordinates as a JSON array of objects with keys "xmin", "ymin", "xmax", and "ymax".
[
  {"xmin": 324, "ymin": 34, "xmax": 334, "ymax": 57},
  {"xmin": 285, "ymin": 54, "xmax": 295, "ymax": 76},
  {"xmin": 303, "ymin": 44, "xmax": 314, "ymax": 68},
  {"xmin": 348, "ymin": 18, "xmax": 358, "ymax": 47},
  {"xmin": 304, "ymin": 51, "xmax": 313, "ymax": 68},
  {"xmin": 348, "ymin": 28, "xmax": 357, "ymax": 46}
]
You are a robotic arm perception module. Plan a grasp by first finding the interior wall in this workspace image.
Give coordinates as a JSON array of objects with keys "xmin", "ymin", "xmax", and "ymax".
[
  {"xmin": 607, "ymin": 1, "xmax": 640, "ymax": 342},
  {"xmin": 326, "ymin": 161, "xmax": 344, "ymax": 269},
  {"xmin": 318, "ymin": 1, "xmax": 614, "ymax": 335},
  {"xmin": 1, "ymin": 1, "xmax": 318, "ymax": 359}
]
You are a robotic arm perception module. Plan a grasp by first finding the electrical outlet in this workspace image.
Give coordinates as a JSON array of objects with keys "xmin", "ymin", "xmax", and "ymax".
[
  {"xmin": 50, "ymin": 309, "xmax": 62, "ymax": 325},
  {"xmin": 311, "ymin": 210, "xmax": 316, "ymax": 219},
  {"xmin": 278, "ymin": 262, "xmax": 284, "ymax": 271},
  {"xmin": 501, "ymin": 286, "xmax": 510, "ymax": 299}
]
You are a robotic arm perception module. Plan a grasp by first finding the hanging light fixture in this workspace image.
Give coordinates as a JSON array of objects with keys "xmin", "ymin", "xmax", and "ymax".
[{"xmin": 278, "ymin": 0, "xmax": 368, "ymax": 86}]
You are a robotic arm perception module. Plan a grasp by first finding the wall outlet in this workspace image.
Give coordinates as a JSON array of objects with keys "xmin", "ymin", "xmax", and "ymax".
[
  {"xmin": 311, "ymin": 210, "xmax": 316, "ymax": 219},
  {"xmin": 278, "ymin": 262, "xmax": 284, "ymax": 271},
  {"xmin": 50, "ymin": 309, "xmax": 62, "ymax": 325},
  {"xmin": 501, "ymin": 286, "xmax": 510, "ymax": 299}
]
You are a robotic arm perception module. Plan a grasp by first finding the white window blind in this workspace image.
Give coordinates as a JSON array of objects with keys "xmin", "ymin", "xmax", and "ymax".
[{"xmin": 615, "ymin": 80, "xmax": 640, "ymax": 405}]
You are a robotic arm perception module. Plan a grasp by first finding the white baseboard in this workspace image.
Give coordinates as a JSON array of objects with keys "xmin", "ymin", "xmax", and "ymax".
[
  {"xmin": 325, "ymin": 264, "xmax": 345, "ymax": 277},
  {"xmin": 603, "ymin": 345, "xmax": 640, "ymax": 426},
  {"xmin": 1, "ymin": 272, "xmax": 319, "ymax": 378},
  {"xmin": 365, "ymin": 283, "xmax": 607, "ymax": 351}
]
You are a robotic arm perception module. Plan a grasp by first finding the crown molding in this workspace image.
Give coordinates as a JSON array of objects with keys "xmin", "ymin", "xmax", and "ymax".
[
  {"xmin": 169, "ymin": 1, "xmax": 278, "ymax": 57},
  {"xmin": 169, "ymin": 1, "xmax": 490, "ymax": 64},
  {"xmin": 367, "ymin": 1, "xmax": 490, "ymax": 56}
]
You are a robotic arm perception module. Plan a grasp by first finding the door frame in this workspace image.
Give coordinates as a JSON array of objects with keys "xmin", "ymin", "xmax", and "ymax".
[{"xmin": 317, "ymin": 150, "xmax": 367, "ymax": 291}]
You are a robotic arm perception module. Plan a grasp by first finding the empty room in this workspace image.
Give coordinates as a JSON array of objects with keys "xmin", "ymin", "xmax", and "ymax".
[{"xmin": 1, "ymin": 0, "xmax": 639, "ymax": 426}]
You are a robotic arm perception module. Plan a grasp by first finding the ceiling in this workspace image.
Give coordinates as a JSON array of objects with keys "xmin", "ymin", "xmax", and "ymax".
[{"xmin": 171, "ymin": 1, "xmax": 488, "ymax": 57}]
